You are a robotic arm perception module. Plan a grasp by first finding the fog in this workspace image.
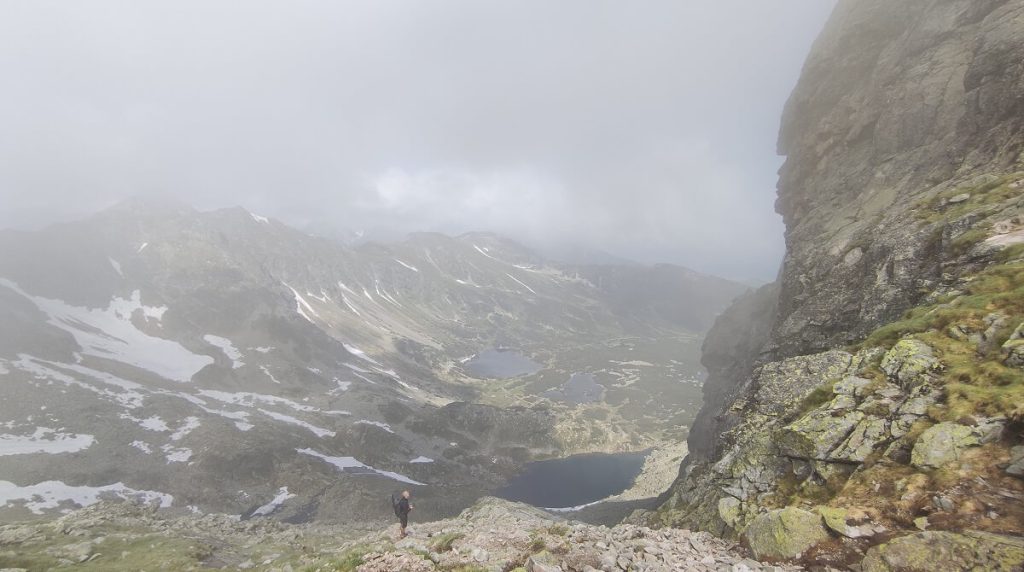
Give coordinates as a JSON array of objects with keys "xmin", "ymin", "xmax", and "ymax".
[{"xmin": 0, "ymin": 0, "xmax": 836, "ymax": 281}]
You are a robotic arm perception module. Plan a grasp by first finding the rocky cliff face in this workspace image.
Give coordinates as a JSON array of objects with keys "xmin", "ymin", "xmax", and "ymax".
[{"xmin": 660, "ymin": 0, "xmax": 1024, "ymax": 568}]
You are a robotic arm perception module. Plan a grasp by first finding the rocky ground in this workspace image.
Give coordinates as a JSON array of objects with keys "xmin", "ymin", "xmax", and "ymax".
[{"xmin": 0, "ymin": 497, "xmax": 802, "ymax": 572}]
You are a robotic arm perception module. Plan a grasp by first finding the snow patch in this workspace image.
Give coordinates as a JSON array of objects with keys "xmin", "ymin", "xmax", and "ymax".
[
  {"xmin": 355, "ymin": 420, "xmax": 395, "ymax": 434},
  {"xmin": 343, "ymin": 344, "xmax": 381, "ymax": 366},
  {"xmin": 284, "ymin": 283, "xmax": 319, "ymax": 323},
  {"xmin": 259, "ymin": 410, "xmax": 335, "ymax": 438},
  {"xmin": 19, "ymin": 359, "xmax": 147, "ymax": 409},
  {"xmin": 252, "ymin": 346, "xmax": 275, "ymax": 354},
  {"xmin": 260, "ymin": 365, "xmax": 282, "ymax": 384},
  {"xmin": 297, "ymin": 448, "xmax": 425, "ymax": 485},
  {"xmin": 161, "ymin": 445, "xmax": 192, "ymax": 463},
  {"xmin": 0, "ymin": 428, "xmax": 94, "ymax": 456},
  {"xmin": 137, "ymin": 242, "xmax": 149, "ymax": 253},
  {"xmin": 250, "ymin": 212, "xmax": 270, "ymax": 224},
  {"xmin": 0, "ymin": 281, "xmax": 211, "ymax": 382},
  {"xmin": 170, "ymin": 417, "xmax": 200, "ymax": 441},
  {"xmin": 0, "ymin": 480, "xmax": 172, "ymax": 514},
  {"xmin": 131, "ymin": 441, "xmax": 153, "ymax": 454},
  {"xmin": 137, "ymin": 416, "xmax": 169, "ymax": 432},
  {"xmin": 200, "ymin": 390, "xmax": 317, "ymax": 413},
  {"xmin": 409, "ymin": 456, "xmax": 434, "ymax": 464},
  {"xmin": 203, "ymin": 335, "xmax": 244, "ymax": 369},
  {"xmin": 505, "ymin": 273, "xmax": 537, "ymax": 295},
  {"xmin": 395, "ymin": 259, "xmax": 419, "ymax": 272},
  {"xmin": 252, "ymin": 486, "xmax": 293, "ymax": 516},
  {"xmin": 108, "ymin": 258, "xmax": 123, "ymax": 277}
]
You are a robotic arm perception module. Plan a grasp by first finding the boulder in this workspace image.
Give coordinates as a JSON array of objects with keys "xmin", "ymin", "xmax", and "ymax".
[
  {"xmin": 881, "ymin": 339, "xmax": 941, "ymax": 388},
  {"xmin": 743, "ymin": 507, "xmax": 830, "ymax": 560},
  {"xmin": 1006, "ymin": 445, "xmax": 1024, "ymax": 478},
  {"xmin": 526, "ymin": 554, "xmax": 562, "ymax": 572},
  {"xmin": 862, "ymin": 531, "xmax": 1024, "ymax": 572},
  {"xmin": 1002, "ymin": 323, "xmax": 1024, "ymax": 368},
  {"xmin": 818, "ymin": 506, "xmax": 883, "ymax": 539},
  {"xmin": 779, "ymin": 409, "xmax": 864, "ymax": 460},
  {"xmin": 831, "ymin": 416, "xmax": 890, "ymax": 462},
  {"xmin": 717, "ymin": 497, "xmax": 741, "ymax": 528},
  {"xmin": 834, "ymin": 376, "xmax": 873, "ymax": 397},
  {"xmin": 911, "ymin": 423, "xmax": 978, "ymax": 469}
]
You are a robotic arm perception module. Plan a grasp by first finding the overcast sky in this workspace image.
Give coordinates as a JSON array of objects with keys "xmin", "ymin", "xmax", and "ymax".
[{"xmin": 0, "ymin": 1, "xmax": 836, "ymax": 282}]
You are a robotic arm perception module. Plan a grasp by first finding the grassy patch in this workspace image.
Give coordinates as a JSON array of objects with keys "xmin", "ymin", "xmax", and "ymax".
[
  {"xmin": 916, "ymin": 174, "xmax": 1020, "ymax": 224},
  {"xmin": 796, "ymin": 381, "xmax": 839, "ymax": 416},
  {"xmin": 546, "ymin": 524, "xmax": 569, "ymax": 537},
  {"xmin": 302, "ymin": 543, "xmax": 383, "ymax": 572},
  {"xmin": 429, "ymin": 532, "xmax": 465, "ymax": 553},
  {"xmin": 855, "ymin": 261, "xmax": 1024, "ymax": 421},
  {"xmin": 0, "ymin": 534, "xmax": 219, "ymax": 572}
]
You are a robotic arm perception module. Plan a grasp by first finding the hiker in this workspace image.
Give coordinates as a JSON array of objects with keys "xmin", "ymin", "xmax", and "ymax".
[{"xmin": 392, "ymin": 490, "xmax": 414, "ymax": 538}]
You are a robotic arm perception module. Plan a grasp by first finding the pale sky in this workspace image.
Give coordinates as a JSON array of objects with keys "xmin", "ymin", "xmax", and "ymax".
[{"xmin": 0, "ymin": 1, "xmax": 837, "ymax": 281}]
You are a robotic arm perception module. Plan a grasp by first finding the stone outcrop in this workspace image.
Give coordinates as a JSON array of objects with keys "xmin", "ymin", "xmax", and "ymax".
[
  {"xmin": 659, "ymin": 0, "xmax": 1024, "ymax": 569},
  {"xmin": 743, "ymin": 508, "xmax": 830, "ymax": 561},
  {"xmin": 861, "ymin": 531, "xmax": 1024, "ymax": 572},
  {"xmin": 771, "ymin": 0, "xmax": 1024, "ymax": 358}
]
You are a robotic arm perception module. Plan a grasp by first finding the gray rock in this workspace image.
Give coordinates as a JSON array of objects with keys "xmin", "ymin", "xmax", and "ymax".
[
  {"xmin": 947, "ymin": 193, "xmax": 971, "ymax": 204},
  {"xmin": 911, "ymin": 422, "xmax": 979, "ymax": 469},
  {"xmin": 743, "ymin": 507, "xmax": 830, "ymax": 560},
  {"xmin": 1002, "ymin": 323, "xmax": 1024, "ymax": 368},
  {"xmin": 881, "ymin": 339, "xmax": 941, "ymax": 388},
  {"xmin": 1005, "ymin": 446, "xmax": 1024, "ymax": 478},
  {"xmin": 862, "ymin": 531, "xmax": 1024, "ymax": 572}
]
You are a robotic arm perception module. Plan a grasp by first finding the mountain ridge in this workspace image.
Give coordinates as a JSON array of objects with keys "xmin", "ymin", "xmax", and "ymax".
[{"xmin": 0, "ymin": 198, "xmax": 745, "ymax": 526}]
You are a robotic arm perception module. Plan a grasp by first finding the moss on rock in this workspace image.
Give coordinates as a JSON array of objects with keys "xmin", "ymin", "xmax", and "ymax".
[
  {"xmin": 862, "ymin": 531, "xmax": 1024, "ymax": 572},
  {"xmin": 911, "ymin": 422, "xmax": 979, "ymax": 469},
  {"xmin": 743, "ymin": 507, "xmax": 830, "ymax": 560}
]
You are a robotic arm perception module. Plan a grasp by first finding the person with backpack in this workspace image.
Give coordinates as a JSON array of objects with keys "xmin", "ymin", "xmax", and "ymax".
[{"xmin": 391, "ymin": 490, "xmax": 414, "ymax": 538}]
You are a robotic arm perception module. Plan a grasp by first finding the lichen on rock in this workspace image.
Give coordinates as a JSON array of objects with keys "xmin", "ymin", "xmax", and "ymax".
[
  {"xmin": 881, "ymin": 339, "xmax": 941, "ymax": 389},
  {"xmin": 743, "ymin": 507, "xmax": 831, "ymax": 560},
  {"xmin": 861, "ymin": 531, "xmax": 1024, "ymax": 572}
]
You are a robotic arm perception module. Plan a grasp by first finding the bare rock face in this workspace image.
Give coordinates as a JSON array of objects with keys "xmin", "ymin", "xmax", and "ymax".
[
  {"xmin": 661, "ymin": 0, "xmax": 1024, "ymax": 569},
  {"xmin": 771, "ymin": 0, "xmax": 1024, "ymax": 358}
]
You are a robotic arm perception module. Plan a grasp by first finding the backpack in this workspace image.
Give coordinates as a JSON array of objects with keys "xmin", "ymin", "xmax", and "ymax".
[{"xmin": 391, "ymin": 493, "xmax": 402, "ymax": 517}]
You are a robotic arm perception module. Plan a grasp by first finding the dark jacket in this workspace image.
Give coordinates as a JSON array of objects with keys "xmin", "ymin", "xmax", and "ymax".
[{"xmin": 397, "ymin": 497, "xmax": 411, "ymax": 516}]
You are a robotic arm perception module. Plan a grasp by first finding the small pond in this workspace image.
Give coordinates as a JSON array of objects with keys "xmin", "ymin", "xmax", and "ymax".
[
  {"xmin": 495, "ymin": 451, "xmax": 647, "ymax": 509},
  {"xmin": 464, "ymin": 349, "xmax": 542, "ymax": 379},
  {"xmin": 544, "ymin": 372, "xmax": 604, "ymax": 404}
]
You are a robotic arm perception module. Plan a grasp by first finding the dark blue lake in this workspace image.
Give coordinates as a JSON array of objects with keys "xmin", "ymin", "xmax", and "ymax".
[
  {"xmin": 495, "ymin": 451, "xmax": 647, "ymax": 509},
  {"xmin": 465, "ymin": 349, "xmax": 542, "ymax": 379}
]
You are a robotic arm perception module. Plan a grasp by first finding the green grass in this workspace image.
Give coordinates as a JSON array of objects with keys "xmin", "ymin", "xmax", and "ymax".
[
  {"xmin": 429, "ymin": 532, "xmax": 465, "ymax": 553},
  {"xmin": 916, "ymin": 174, "xmax": 1020, "ymax": 224},
  {"xmin": 856, "ymin": 260, "xmax": 1024, "ymax": 421},
  {"xmin": 0, "ymin": 534, "xmax": 218, "ymax": 571},
  {"xmin": 300, "ymin": 543, "xmax": 386, "ymax": 572},
  {"xmin": 796, "ymin": 381, "xmax": 838, "ymax": 417},
  {"xmin": 546, "ymin": 524, "xmax": 569, "ymax": 537}
]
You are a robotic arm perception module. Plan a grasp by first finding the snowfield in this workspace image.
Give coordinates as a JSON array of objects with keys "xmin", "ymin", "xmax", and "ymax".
[
  {"xmin": 1, "ymin": 280, "xmax": 211, "ymax": 382},
  {"xmin": 297, "ymin": 448, "xmax": 425, "ymax": 485},
  {"xmin": 0, "ymin": 480, "xmax": 172, "ymax": 514},
  {"xmin": 0, "ymin": 428, "xmax": 94, "ymax": 456}
]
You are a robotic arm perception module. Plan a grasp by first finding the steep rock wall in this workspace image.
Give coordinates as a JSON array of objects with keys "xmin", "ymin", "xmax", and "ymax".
[{"xmin": 661, "ymin": 0, "xmax": 1024, "ymax": 567}]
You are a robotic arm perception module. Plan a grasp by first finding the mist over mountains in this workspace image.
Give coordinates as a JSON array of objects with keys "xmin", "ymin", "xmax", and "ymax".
[{"xmin": 0, "ymin": 199, "xmax": 745, "ymax": 522}]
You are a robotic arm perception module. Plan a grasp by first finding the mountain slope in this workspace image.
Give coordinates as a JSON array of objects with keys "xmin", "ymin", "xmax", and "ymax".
[
  {"xmin": 0, "ymin": 201, "xmax": 745, "ymax": 523},
  {"xmin": 658, "ymin": 0, "xmax": 1024, "ymax": 568}
]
